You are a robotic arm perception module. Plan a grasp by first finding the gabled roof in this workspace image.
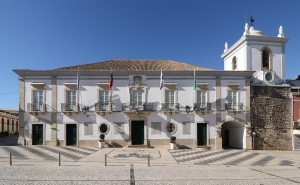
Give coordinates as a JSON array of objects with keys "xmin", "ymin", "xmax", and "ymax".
[{"xmin": 14, "ymin": 59, "xmax": 216, "ymax": 72}]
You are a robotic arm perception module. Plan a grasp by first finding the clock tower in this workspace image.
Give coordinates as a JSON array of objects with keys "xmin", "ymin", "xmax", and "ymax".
[{"xmin": 221, "ymin": 24, "xmax": 289, "ymax": 86}]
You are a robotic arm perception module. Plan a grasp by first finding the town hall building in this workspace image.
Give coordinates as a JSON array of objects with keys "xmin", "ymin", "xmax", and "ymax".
[{"xmin": 13, "ymin": 23, "xmax": 292, "ymax": 150}]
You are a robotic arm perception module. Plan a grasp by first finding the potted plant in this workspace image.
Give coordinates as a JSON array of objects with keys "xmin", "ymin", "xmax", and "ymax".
[
  {"xmin": 99, "ymin": 134, "xmax": 105, "ymax": 148},
  {"xmin": 170, "ymin": 136, "xmax": 176, "ymax": 150}
]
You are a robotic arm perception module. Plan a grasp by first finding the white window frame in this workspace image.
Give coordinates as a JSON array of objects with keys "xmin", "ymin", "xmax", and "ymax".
[
  {"xmin": 226, "ymin": 84, "xmax": 240, "ymax": 110},
  {"xmin": 67, "ymin": 90, "xmax": 77, "ymax": 105},
  {"xmin": 131, "ymin": 90, "xmax": 143, "ymax": 107}
]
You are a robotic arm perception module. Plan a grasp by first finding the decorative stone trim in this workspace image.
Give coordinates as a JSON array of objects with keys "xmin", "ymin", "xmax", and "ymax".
[
  {"xmin": 98, "ymin": 122, "xmax": 110, "ymax": 135},
  {"xmin": 166, "ymin": 122, "xmax": 177, "ymax": 135}
]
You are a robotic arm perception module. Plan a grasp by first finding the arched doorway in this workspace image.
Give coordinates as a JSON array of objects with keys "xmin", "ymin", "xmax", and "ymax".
[
  {"xmin": 7, "ymin": 120, "xmax": 9, "ymax": 132},
  {"xmin": 1, "ymin": 118, "xmax": 4, "ymax": 132},
  {"xmin": 221, "ymin": 121, "xmax": 245, "ymax": 149},
  {"xmin": 12, "ymin": 120, "xmax": 14, "ymax": 133},
  {"xmin": 16, "ymin": 121, "xmax": 18, "ymax": 132}
]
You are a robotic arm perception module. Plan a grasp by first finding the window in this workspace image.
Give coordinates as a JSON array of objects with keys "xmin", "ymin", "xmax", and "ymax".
[
  {"xmin": 98, "ymin": 122, "xmax": 110, "ymax": 135},
  {"xmin": 132, "ymin": 91, "xmax": 143, "ymax": 107},
  {"xmin": 33, "ymin": 90, "xmax": 43, "ymax": 111},
  {"xmin": 165, "ymin": 90, "xmax": 174, "ymax": 104},
  {"xmin": 67, "ymin": 91, "xmax": 77, "ymax": 105},
  {"xmin": 261, "ymin": 47, "xmax": 272, "ymax": 70},
  {"xmin": 232, "ymin": 57, "xmax": 237, "ymax": 70},
  {"xmin": 228, "ymin": 90, "xmax": 237, "ymax": 110},
  {"xmin": 197, "ymin": 91, "xmax": 207, "ymax": 109},
  {"xmin": 166, "ymin": 122, "xmax": 177, "ymax": 134},
  {"xmin": 99, "ymin": 91, "xmax": 110, "ymax": 110}
]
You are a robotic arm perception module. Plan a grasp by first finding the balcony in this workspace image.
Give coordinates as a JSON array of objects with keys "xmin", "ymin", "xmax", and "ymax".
[
  {"xmin": 95, "ymin": 102, "xmax": 112, "ymax": 112},
  {"xmin": 122, "ymin": 102, "xmax": 153, "ymax": 111},
  {"xmin": 27, "ymin": 103, "xmax": 46, "ymax": 112},
  {"xmin": 225, "ymin": 103, "xmax": 243, "ymax": 111},
  {"xmin": 161, "ymin": 103, "xmax": 179, "ymax": 111},
  {"xmin": 61, "ymin": 103, "xmax": 80, "ymax": 112},
  {"xmin": 193, "ymin": 103, "xmax": 211, "ymax": 111}
]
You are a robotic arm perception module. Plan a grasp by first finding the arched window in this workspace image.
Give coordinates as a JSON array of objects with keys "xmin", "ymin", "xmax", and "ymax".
[
  {"xmin": 12, "ymin": 120, "xmax": 14, "ymax": 132},
  {"xmin": 1, "ymin": 118, "xmax": 4, "ymax": 132},
  {"xmin": 7, "ymin": 119, "xmax": 9, "ymax": 132},
  {"xmin": 232, "ymin": 57, "xmax": 237, "ymax": 70},
  {"xmin": 261, "ymin": 47, "xmax": 272, "ymax": 70}
]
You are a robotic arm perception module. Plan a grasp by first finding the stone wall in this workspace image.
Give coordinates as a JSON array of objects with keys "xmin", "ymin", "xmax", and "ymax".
[{"xmin": 250, "ymin": 86, "xmax": 292, "ymax": 150}]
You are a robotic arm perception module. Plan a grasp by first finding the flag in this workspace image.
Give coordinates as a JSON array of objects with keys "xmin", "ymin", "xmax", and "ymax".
[
  {"xmin": 160, "ymin": 70, "xmax": 164, "ymax": 90},
  {"xmin": 193, "ymin": 68, "xmax": 196, "ymax": 91},
  {"xmin": 108, "ymin": 70, "xmax": 113, "ymax": 90},
  {"xmin": 77, "ymin": 70, "xmax": 80, "ymax": 90}
]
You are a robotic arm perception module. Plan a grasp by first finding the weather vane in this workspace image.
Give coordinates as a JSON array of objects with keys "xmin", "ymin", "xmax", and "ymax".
[{"xmin": 250, "ymin": 16, "xmax": 255, "ymax": 27}]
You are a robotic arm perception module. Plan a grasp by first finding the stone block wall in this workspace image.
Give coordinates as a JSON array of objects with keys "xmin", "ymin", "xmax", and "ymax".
[{"xmin": 250, "ymin": 86, "xmax": 292, "ymax": 150}]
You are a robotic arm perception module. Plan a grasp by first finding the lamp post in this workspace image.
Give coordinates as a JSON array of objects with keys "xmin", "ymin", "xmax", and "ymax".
[{"xmin": 82, "ymin": 106, "xmax": 89, "ymax": 115}]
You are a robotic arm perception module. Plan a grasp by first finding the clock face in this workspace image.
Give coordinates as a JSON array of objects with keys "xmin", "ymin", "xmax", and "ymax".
[{"xmin": 265, "ymin": 72, "xmax": 273, "ymax": 82}]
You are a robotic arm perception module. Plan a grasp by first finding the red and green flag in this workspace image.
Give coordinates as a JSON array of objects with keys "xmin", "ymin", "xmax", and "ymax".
[{"xmin": 108, "ymin": 70, "xmax": 113, "ymax": 90}]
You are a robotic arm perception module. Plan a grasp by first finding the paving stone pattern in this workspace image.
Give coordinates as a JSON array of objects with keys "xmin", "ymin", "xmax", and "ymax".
[{"xmin": 169, "ymin": 149, "xmax": 299, "ymax": 166}]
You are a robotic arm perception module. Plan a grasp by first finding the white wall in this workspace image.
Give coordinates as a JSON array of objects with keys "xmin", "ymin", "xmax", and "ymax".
[{"xmin": 224, "ymin": 44, "xmax": 247, "ymax": 71}]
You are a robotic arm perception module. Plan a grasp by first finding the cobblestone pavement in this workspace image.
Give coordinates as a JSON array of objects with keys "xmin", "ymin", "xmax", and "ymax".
[{"xmin": 1, "ymin": 146, "xmax": 300, "ymax": 184}]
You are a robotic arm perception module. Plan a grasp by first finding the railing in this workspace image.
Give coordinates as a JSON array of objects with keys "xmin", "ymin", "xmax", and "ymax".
[
  {"xmin": 161, "ymin": 103, "xmax": 179, "ymax": 111},
  {"xmin": 193, "ymin": 103, "xmax": 211, "ymax": 111},
  {"xmin": 122, "ymin": 102, "xmax": 153, "ymax": 111},
  {"xmin": 27, "ymin": 103, "xmax": 46, "ymax": 112},
  {"xmin": 225, "ymin": 103, "xmax": 243, "ymax": 111},
  {"xmin": 61, "ymin": 103, "xmax": 80, "ymax": 112},
  {"xmin": 95, "ymin": 102, "xmax": 112, "ymax": 111}
]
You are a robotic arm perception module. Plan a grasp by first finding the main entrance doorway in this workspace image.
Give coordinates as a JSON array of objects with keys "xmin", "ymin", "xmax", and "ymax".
[
  {"xmin": 197, "ymin": 123, "xmax": 207, "ymax": 146},
  {"xmin": 66, "ymin": 124, "xmax": 77, "ymax": 146},
  {"xmin": 131, "ymin": 121, "xmax": 144, "ymax": 145},
  {"xmin": 32, "ymin": 124, "xmax": 43, "ymax": 145}
]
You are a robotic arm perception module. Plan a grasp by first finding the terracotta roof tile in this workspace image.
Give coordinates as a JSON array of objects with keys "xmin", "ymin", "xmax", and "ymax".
[{"xmin": 16, "ymin": 60, "xmax": 217, "ymax": 72}]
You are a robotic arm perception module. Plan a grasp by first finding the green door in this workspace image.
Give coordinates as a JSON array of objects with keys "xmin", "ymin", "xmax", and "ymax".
[
  {"xmin": 32, "ymin": 124, "xmax": 43, "ymax": 145},
  {"xmin": 66, "ymin": 124, "xmax": 77, "ymax": 145},
  {"xmin": 197, "ymin": 123, "xmax": 207, "ymax": 146},
  {"xmin": 131, "ymin": 121, "xmax": 144, "ymax": 145}
]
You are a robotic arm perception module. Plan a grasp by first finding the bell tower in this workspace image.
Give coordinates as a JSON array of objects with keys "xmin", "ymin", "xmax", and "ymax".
[{"xmin": 221, "ymin": 24, "xmax": 289, "ymax": 86}]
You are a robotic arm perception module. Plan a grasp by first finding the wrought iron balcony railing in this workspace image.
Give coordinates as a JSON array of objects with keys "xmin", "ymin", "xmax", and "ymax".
[
  {"xmin": 225, "ymin": 103, "xmax": 243, "ymax": 111},
  {"xmin": 161, "ymin": 103, "xmax": 179, "ymax": 111},
  {"xmin": 122, "ymin": 102, "xmax": 153, "ymax": 111},
  {"xmin": 27, "ymin": 103, "xmax": 46, "ymax": 112},
  {"xmin": 61, "ymin": 103, "xmax": 80, "ymax": 112},
  {"xmin": 95, "ymin": 102, "xmax": 112, "ymax": 111},
  {"xmin": 193, "ymin": 103, "xmax": 211, "ymax": 111}
]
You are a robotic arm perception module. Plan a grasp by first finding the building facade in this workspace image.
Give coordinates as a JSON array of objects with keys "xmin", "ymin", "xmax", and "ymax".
[
  {"xmin": 13, "ymin": 60, "xmax": 253, "ymax": 149},
  {"xmin": 0, "ymin": 109, "xmax": 19, "ymax": 135},
  {"xmin": 222, "ymin": 24, "xmax": 292, "ymax": 150}
]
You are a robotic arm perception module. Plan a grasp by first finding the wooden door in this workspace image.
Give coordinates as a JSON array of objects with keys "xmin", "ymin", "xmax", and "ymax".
[
  {"xmin": 131, "ymin": 121, "xmax": 144, "ymax": 145},
  {"xmin": 32, "ymin": 124, "xmax": 43, "ymax": 145},
  {"xmin": 197, "ymin": 123, "xmax": 207, "ymax": 145},
  {"xmin": 66, "ymin": 124, "xmax": 77, "ymax": 145}
]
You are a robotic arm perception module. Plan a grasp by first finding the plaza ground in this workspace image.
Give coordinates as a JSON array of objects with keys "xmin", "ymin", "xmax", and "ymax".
[{"xmin": 0, "ymin": 142, "xmax": 300, "ymax": 184}]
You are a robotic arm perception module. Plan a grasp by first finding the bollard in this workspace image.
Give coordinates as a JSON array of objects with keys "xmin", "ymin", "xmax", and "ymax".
[
  {"xmin": 148, "ymin": 154, "xmax": 150, "ymax": 167},
  {"xmin": 105, "ymin": 154, "xmax": 107, "ymax": 166},
  {"xmin": 59, "ymin": 153, "xmax": 61, "ymax": 166},
  {"xmin": 10, "ymin": 153, "xmax": 12, "ymax": 166}
]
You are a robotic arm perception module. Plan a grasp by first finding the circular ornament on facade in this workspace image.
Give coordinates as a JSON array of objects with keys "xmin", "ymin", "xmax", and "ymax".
[
  {"xmin": 265, "ymin": 72, "xmax": 273, "ymax": 82},
  {"xmin": 166, "ymin": 122, "xmax": 177, "ymax": 135},
  {"xmin": 98, "ymin": 122, "xmax": 110, "ymax": 135}
]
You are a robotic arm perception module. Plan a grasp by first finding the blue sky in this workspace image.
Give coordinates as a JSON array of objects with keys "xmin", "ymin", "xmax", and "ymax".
[{"xmin": 1, "ymin": 0, "xmax": 300, "ymax": 108}]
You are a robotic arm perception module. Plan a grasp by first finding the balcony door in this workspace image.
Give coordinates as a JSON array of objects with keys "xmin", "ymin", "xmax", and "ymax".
[
  {"xmin": 131, "ymin": 91, "xmax": 143, "ymax": 109},
  {"xmin": 33, "ymin": 90, "xmax": 43, "ymax": 111}
]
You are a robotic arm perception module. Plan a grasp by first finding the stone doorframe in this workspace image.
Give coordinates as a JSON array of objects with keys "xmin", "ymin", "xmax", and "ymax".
[
  {"xmin": 125, "ymin": 112, "xmax": 149, "ymax": 146},
  {"xmin": 215, "ymin": 117, "xmax": 252, "ymax": 150},
  {"xmin": 24, "ymin": 117, "xmax": 51, "ymax": 146},
  {"xmin": 64, "ymin": 122, "xmax": 79, "ymax": 147}
]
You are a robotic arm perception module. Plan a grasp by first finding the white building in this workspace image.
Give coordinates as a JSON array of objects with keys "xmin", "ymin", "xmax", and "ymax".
[{"xmin": 14, "ymin": 60, "xmax": 253, "ymax": 149}]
